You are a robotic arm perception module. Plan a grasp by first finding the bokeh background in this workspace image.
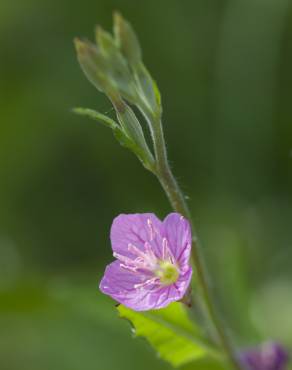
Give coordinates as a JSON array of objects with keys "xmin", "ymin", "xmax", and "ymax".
[{"xmin": 1, "ymin": 0, "xmax": 292, "ymax": 369}]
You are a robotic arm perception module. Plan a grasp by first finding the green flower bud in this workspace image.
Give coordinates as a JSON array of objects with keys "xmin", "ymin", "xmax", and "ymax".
[
  {"xmin": 74, "ymin": 38, "xmax": 113, "ymax": 94},
  {"xmin": 95, "ymin": 26, "xmax": 117, "ymax": 54},
  {"xmin": 112, "ymin": 13, "xmax": 161, "ymax": 117},
  {"xmin": 95, "ymin": 26, "xmax": 137, "ymax": 102},
  {"xmin": 74, "ymin": 15, "xmax": 161, "ymax": 171},
  {"xmin": 75, "ymin": 34, "xmax": 138, "ymax": 103},
  {"xmin": 113, "ymin": 12, "xmax": 142, "ymax": 67}
]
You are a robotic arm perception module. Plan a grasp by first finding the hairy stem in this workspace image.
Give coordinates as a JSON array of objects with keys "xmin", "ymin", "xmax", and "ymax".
[{"xmin": 149, "ymin": 115, "xmax": 242, "ymax": 370}]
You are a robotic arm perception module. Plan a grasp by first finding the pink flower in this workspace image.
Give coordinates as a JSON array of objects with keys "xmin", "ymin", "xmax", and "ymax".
[{"xmin": 99, "ymin": 213, "xmax": 193, "ymax": 311}]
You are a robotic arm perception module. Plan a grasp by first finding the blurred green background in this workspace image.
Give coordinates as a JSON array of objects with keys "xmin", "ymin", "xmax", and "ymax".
[{"xmin": 1, "ymin": 0, "xmax": 292, "ymax": 369}]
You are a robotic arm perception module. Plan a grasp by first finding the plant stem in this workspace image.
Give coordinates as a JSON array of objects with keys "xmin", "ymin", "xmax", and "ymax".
[{"xmin": 150, "ymin": 116, "xmax": 243, "ymax": 370}]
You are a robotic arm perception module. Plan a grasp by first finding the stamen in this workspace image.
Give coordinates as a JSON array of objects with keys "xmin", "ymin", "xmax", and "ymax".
[
  {"xmin": 113, "ymin": 252, "xmax": 135, "ymax": 266},
  {"xmin": 134, "ymin": 277, "xmax": 160, "ymax": 290},
  {"xmin": 147, "ymin": 218, "xmax": 159, "ymax": 241},
  {"xmin": 114, "ymin": 251, "xmax": 146, "ymax": 270},
  {"xmin": 162, "ymin": 238, "xmax": 175, "ymax": 263},
  {"xmin": 128, "ymin": 243, "xmax": 157, "ymax": 268},
  {"xmin": 144, "ymin": 241, "xmax": 156, "ymax": 261},
  {"xmin": 147, "ymin": 218, "xmax": 154, "ymax": 240},
  {"xmin": 114, "ymin": 239, "xmax": 179, "ymax": 287},
  {"xmin": 128, "ymin": 243, "xmax": 147, "ymax": 259},
  {"xmin": 120, "ymin": 264, "xmax": 138, "ymax": 273}
]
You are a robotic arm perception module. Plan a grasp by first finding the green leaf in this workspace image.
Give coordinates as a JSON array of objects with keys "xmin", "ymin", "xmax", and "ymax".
[
  {"xmin": 73, "ymin": 107, "xmax": 155, "ymax": 172},
  {"xmin": 112, "ymin": 125, "xmax": 155, "ymax": 172},
  {"xmin": 118, "ymin": 302, "xmax": 219, "ymax": 368},
  {"xmin": 115, "ymin": 103, "xmax": 155, "ymax": 167},
  {"xmin": 73, "ymin": 107, "xmax": 118, "ymax": 129},
  {"xmin": 181, "ymin": 358, "xmax": 225, "ymax": 370}
]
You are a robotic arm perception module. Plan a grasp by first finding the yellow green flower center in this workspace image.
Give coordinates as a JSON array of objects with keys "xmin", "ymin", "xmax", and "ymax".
[{"xmin": 155, "ymin": 261, "xmax": 179, "ymax": 285}]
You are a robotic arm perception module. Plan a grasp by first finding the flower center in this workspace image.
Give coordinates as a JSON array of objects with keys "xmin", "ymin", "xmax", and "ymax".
[
  {"xmin": 155, "ymin": 261, "xmax": 179, "ymax": 285},
  {"xmin": 113, "ymin": 219, "xmax": 181, "ymax": 290}
]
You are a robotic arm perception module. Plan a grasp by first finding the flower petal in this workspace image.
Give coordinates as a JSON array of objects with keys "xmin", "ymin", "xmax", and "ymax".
[
  {"xmin": 145, "ymin": 267, "xmax": 193, "ymax": 310},
  {"xmin": 99, "ymin": 261, "xmax": 192, "ymax": 311},
  {"xmin": 110, "ymin": 213, "xmax": 163, "ymax": 258},
  {"xmin": 240, "ymin": 342, "xmax": 289, "ymax": 370},
  {"xmin": 270, "ymin": 343, "xmax": 289, "ymax": 370},
  {"xmin": 100, "ymin": 260, "xmax": 160, "ymax": 310},
  {"xmin": 162, "ymin": 213, "xmax": 192, "ymax": 265}
]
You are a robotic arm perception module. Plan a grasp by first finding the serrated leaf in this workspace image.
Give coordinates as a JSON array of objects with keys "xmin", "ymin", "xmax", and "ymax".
[{"xmin": 118, "ymin": 302, "xmax": 219, "ymax": 368}]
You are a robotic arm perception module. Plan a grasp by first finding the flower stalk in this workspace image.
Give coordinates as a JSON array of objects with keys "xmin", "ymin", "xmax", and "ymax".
[
  {"xmin": 149, "ymin": 114, "xmax": 243, "ymax": 370},
  {"xmin": 74, "ymin": 13, "xmax": 244, "ymax": 370}
]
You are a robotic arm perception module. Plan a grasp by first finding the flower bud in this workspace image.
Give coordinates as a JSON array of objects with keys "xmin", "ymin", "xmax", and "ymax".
[
  {"xmin": 240, "ymin": 342, "xmax": 289, "ymax": 370},
  {"xmin": 95, "ymin": 26, "xmax": 116, "ymax": 54},
  {"xmin": 95, "ymin": 26, "xmax": 137, "ymax": 102},
  {"xmin": 113, "ymin": 12, "xmax": 142, "ymax": 67},
  {"xmin": 74, "ymin": 38, "xmax": 112, "ymax": 94},
  {"xmin": 112, "ymin": 13, "xmax": 161, "ymax": 117}
]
